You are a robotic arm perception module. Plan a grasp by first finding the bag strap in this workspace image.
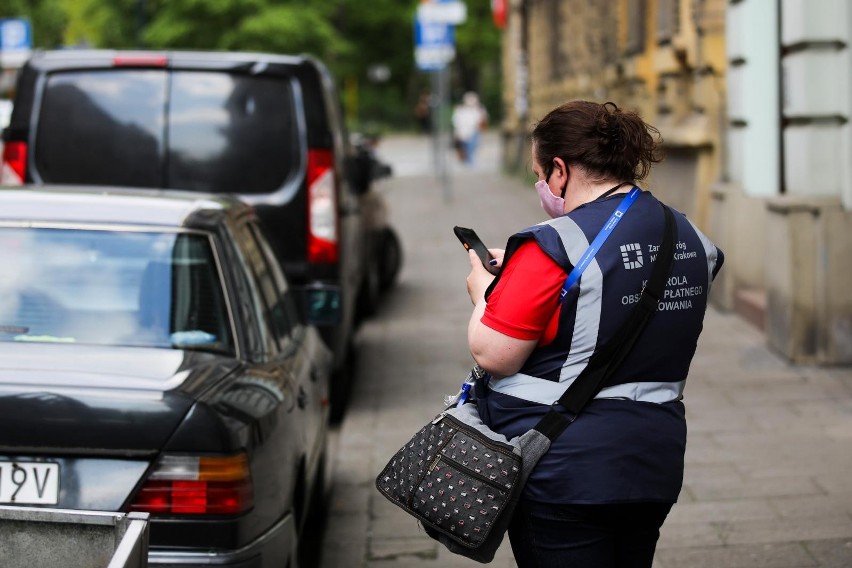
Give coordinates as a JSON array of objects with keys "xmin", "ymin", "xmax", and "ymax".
[{"xmin": 534, "ymin": 203, "xmax": 678, "ymax": 441}]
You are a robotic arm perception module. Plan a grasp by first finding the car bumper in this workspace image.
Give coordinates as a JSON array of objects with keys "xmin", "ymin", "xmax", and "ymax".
[{"xmin": 148, "ymin": 513, "xmax": 296, "ymax": 568}]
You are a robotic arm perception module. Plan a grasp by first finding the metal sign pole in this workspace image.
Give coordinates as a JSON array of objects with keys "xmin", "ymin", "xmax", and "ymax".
[
  {"xmin": 431, "ymin": 70, "xmax": 440, "ymax": 173},
  {"xmin": 415, "ymin": 0, "xmax": 468, "ymax": 202},
  {"xmin": 438, "ymin": 64, "xmax": 452, "ymax": 202}
]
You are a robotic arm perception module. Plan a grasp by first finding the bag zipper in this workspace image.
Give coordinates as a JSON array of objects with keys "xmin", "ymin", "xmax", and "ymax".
[
  {"xmin": 404, "ymin": 417, "xmax": 457, "ymax": 506},
  {"xmin": 437, "ymin": 453, "xmax": 513, "ymax": 491}
]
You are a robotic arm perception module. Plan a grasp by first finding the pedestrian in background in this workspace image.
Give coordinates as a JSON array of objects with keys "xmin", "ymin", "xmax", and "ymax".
[
  {"xmin": 451, "ymin": 91, "xmax": 487, "ymax": 165},
  {"xmin": 463, "ymin": 100, "xmax": 724, "ymax": 567},
  {"xmin": 414, "ymin": 91, "xmax": 432, "ymax": 134}
]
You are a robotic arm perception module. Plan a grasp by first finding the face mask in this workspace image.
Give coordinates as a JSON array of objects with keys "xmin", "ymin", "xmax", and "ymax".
[{"xmin": 535, "ymin": 179, "xmax": 565, "ymax": 218}]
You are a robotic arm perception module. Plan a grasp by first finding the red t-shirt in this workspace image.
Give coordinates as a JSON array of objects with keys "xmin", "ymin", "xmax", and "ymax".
[{"xmin": 481, "ymin": 241, "xmax": 566, "ymax": 346}]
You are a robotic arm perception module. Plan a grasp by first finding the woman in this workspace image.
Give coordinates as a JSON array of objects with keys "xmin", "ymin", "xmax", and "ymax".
[
  {"xmin": 451, "ymin": 91, "xmax": 488, "ymax": 165},
  {"xmin": 464, "ymin": 101, "xmax": 723, "ymax": 567}
]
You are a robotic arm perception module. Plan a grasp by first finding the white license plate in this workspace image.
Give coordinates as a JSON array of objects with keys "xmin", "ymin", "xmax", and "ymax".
[{"xmin": 0, "ymin": 461, "xmax": 59, "ymax": 505}]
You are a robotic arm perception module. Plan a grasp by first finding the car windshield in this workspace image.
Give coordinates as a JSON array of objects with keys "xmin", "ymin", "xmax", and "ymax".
[{"xmin": 0, "ymin": 227, "xmax": 234, "ymax": 354}]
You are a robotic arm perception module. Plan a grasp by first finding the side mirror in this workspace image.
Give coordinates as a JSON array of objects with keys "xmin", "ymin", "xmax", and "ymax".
[
  {"xmin": 371, "ymin": 160, "xmax": 393, "ymax": 181},
  {"xmin": 349, "ymin": 152, "xmax": 372, "ymax": 195},
  {"xmin": 300, "ymin": 283, "xmax": 342, "ymax": 326},
  {"xmin": 349, "ymin": 133, "xmax": 393, "ymax": 194}
]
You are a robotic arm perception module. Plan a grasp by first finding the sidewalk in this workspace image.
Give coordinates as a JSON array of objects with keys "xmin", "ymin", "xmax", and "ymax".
[{"xmin": 319, "ymin": 132, "xmax": 852, "ymax": 568}]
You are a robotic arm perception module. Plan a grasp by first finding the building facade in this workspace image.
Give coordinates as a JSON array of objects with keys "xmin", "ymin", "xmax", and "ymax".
[{"xmin": 499, "ymin": 0, "xmax": 851, "ymax": 364}]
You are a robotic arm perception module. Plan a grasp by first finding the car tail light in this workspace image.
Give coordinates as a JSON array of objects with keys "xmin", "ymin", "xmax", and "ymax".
[
  {"xmin": 307, "ymin": 148, "xmax": 339, "ymax": 264},
  {"xmin": 129, "ymin": 453, "xmax": 253, "ymax": 515},
  {"xmin": 1, "ymin": 141, "xmax": 27, "ymax": 185}
]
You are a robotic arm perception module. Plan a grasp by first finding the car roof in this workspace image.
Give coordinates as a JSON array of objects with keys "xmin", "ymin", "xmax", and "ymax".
[
  {"xmin": 0, "ymin": 185, "xmax": 251, "ymax": 229},
  {"xmin": 25, "ymin": 49, "xmax": 321, "ymax": 73}
]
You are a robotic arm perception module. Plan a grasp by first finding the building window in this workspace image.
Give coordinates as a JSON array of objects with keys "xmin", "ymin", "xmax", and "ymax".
[
  {"xmin": 626, "ymin": 0, "xmax": 647, "ymax": 55},
  {"xmin": 593, "ymin": 2, "xmax": 619, "ymax": 65},
  {"xmin": 692, "ymin": 0, "xmax": 726, "ymax": 35},
  {"xmin": 657, "ymin": 0, "xmax": 681, "ymax": 45},
  {"xmin": 548, "ymin": 0, "xmax": 569, "ymax": 80}
]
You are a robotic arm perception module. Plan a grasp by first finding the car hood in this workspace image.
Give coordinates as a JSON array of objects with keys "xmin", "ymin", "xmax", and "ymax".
[{"xmin": 0, "ymin": 342, "xmax": 240, "ymax": 453}]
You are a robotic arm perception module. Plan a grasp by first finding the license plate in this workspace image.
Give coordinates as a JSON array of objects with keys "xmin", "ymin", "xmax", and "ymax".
[{"xmin": 0, "ymin": 461, "xmax": 59, "ymax": 505}]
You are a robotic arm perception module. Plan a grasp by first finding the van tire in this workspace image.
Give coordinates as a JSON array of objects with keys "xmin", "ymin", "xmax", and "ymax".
[
  {"xmin": 329, "ymin": 343, "xmax": 356, "ymax": 424},
  {"xmin": 356, "ymin": 254, "xmax": 381, "ymax": 323},
  {"xmin": 378, "ymin": 227, "xmax": 402, "ymax": 291}
]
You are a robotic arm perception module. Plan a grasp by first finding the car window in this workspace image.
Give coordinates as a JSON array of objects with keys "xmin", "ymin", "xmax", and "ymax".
[
  {"xmin": 248, "ymin": 222, "xmax": 303, "ymax": 342},
  {"xmin": 227, "ymin": 223, "xmax": 278, "ymax": 358},
  {"xmin": 0, "ymin": 227, "xmax": 234, "ymax": 354},
  {"xmin": 34, "ymin": 69, "xmax": 300, "ymax": 194},
  {"xmin": 168, "ymin": 71, "xmax": 300, "ymax": 194},
  {"xmin": 35, "ymin": 70, "xmax": 166, "ymax": 187},
  {"xmin": 235, "ymin": 223, "xmax": 295, "ymax": 353}
]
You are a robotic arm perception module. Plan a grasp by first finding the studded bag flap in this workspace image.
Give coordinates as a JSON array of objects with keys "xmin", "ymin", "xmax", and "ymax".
[{"xmin": 376, "ymin": 401, "xmax": 551, "ymax": 563}]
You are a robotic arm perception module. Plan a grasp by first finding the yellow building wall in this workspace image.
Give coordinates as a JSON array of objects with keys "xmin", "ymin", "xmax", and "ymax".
[{"xmin": 501, "ymin": 0, "xmax": 728, "ymax": 230}]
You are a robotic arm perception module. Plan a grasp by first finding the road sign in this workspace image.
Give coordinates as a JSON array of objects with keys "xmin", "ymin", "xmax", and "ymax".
[
  {"xmin": 417, "ymin": 1, "xmax": 467, "ymax": 25},
  {"xmin": 414, "ymin": 18, "xmax": 455, "ymax": 71},
  {"xmin": 0, "ymin": 18, "xmax": 33, "ymax": 69},
  {"xmin": 0, "ymin": 19, "xmax": 32, "ymax": 51}
]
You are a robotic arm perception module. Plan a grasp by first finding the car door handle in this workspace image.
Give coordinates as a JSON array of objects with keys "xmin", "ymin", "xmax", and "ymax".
[{"xmin": 297, "ymin": 386, "xmax": 308, "ymax": 409}]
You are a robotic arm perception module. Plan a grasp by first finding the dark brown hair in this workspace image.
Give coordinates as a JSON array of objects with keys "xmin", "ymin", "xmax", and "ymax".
[{"xmin": 532, "ymin": 101, "xmax": 663, "ymax": 182}]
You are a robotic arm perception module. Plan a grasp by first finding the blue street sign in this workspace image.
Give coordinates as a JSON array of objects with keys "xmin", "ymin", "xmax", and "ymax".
[
  {"xmin": 414, "ymin": 15, "xmax": 455, "ymax": 71},
  {"xmin": 414, "ymin": 18, "xmax": 454, "ymax": 49},
  {"xmin": 0, "ymin": 18, "xmax": 32, "ymax": 52}
]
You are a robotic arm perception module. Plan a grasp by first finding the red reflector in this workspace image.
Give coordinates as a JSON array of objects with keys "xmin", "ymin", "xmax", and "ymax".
[
  {"xmin": 113, "ymin": 54, "xmax": 168, "ymax": 67},
  {"xmin": 129, "ymin": 479, "xmax": 253, "ymax": 516},
  {"xmin": 307, "ymin": 148, "xmax": 334, "ymax": 187},
  {"xmin": 308, "ymin": 238, "xmax": 338, "ymax": 263},
  {"xmin": 1, "ymin": 141, "xmax": 27, "ymax": 184},
  {"xmin": 307, "ymin": 148, "xmax": 339, "ymax": 264},
  {"xmin": 171, "ymin": 480, "xmax": 208, "ymax": 514},
  {"xmin": 130, "ymin": 479, "xmax": 171, "ymax": 514}
]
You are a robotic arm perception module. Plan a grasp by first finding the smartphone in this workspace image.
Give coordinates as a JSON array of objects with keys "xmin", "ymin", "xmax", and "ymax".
[{"xmin": 453, "ymin": 226, "xmax": 499, "ymax": 275}]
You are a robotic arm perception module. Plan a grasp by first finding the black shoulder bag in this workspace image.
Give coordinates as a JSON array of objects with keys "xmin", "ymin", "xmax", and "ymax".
[{"xmin": 376, "ymin": 201, "xmax": 678, "ymax": 563}]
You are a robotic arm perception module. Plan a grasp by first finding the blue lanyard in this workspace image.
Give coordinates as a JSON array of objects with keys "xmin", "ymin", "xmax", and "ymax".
[{"xmin": 559, "ymin": 186, "xmax": 641, "ymax": 302}]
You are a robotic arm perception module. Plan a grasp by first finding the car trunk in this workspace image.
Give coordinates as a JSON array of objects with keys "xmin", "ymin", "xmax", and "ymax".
[{"xmin": 0, "ymin": 342, "xmax": 238, "ymax": 511}]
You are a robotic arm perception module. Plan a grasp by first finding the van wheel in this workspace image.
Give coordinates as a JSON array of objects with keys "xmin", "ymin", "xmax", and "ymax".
[
  {"xmin": 356, "ymin": 254, "xmax": 381, "ymax": 322},
  {"xmin": 329, "ymin": 344, "xmax": 356, "ymax": 424},
  {"xmin": 378, "ymin": 227, "xmax": 402, "ymax": 291}
]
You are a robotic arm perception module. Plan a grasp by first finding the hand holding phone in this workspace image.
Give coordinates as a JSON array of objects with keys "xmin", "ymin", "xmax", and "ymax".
[{"xmin": 453, "ymin": 226, "xmax": 499, "ymax": 275}]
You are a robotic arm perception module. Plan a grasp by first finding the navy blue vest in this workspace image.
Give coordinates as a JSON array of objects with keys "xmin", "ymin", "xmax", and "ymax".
[{"xmin": 479, "ymin": 190, "xmax": 723, "ymax": 503}]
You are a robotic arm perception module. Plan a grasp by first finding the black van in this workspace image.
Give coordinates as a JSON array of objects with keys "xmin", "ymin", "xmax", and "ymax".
[{"xmin": 2, "ymin": 49, "xmax": 400, "ymax": 417}]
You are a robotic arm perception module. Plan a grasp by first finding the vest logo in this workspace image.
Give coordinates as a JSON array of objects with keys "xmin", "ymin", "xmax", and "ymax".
[{"xmin": 620, "ymin": 243, "xmax": 643, "ymax": 269}]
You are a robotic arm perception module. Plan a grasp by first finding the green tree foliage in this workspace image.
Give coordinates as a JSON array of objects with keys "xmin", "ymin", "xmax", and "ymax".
[
  {"xmin": 3, "ymin": 0, "xmax": 503, "ymax": 130},
  {"xmin": 453, "ymin": 0, "xmax": 502, "ymax": 105},
  {"xmin": 63, "ymin": 0, "xmax": 144, "ymax": 48},
  {"xmin": 237, "ymin": 6, "xmax": 350, "ymax": 59},
  {"xmin": 143, "ymin": 0, "xmax": 265, "ymax": 50}
]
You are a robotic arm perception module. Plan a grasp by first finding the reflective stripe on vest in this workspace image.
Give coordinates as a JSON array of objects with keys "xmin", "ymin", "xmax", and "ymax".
[
  {"xmin": 546, "ymin": 216, "xmax": 603, "ymax": 383},
  {"xmin": 489, "ymin": 373, "xmax": 685, "ymax": 406}
]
